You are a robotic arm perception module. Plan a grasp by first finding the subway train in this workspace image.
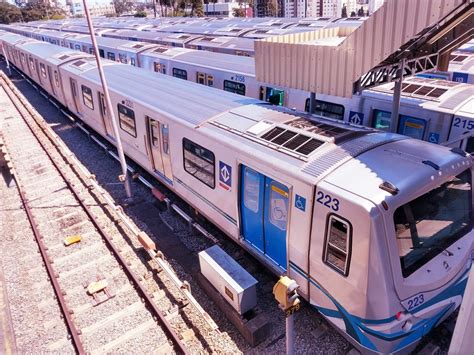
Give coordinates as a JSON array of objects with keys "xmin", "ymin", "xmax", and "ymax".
[
  {"xmin": 2, "ymin": 25, "xmax": 473, "ymax": 152},
  {"xmin": 1, "ymin": 32, "xmax": 473, "ymax": 354}
]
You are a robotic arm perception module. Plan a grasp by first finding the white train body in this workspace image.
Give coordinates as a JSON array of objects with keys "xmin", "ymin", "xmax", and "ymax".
[{"xmin": 2, "ymin": 33, "xmax": 473, "ymax": 354}]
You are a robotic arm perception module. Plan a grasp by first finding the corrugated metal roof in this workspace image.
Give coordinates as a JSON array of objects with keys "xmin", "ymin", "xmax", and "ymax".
[{"xmin": 255, "ymin": 0, "xmax": 469, "ymax": 97}]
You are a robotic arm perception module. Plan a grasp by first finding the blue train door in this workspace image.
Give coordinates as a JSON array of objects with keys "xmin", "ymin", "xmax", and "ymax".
[{"xmin": 240, "ymin": 165, "xmax": 289, "ymax": 269}]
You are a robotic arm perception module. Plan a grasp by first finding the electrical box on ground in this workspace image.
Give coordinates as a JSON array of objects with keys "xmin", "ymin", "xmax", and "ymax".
[{"xmin": 199, "ymin": 245, "xmax": 258, "ymax": 315}]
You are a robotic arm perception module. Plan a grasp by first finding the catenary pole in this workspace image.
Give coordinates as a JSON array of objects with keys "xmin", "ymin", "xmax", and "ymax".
[{"xmin": 82, "ymin": 0, "xmax": 132, "ymax": 199}]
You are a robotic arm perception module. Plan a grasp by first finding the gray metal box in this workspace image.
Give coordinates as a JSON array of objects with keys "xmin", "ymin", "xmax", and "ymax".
[{"xmin": 198, "ymin": 245, "xmax": 258, "ymax": 315}]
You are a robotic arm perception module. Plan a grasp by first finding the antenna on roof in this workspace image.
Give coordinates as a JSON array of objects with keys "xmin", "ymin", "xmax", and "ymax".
[{"xmin": 82, "ymin": 0, "xmax": 132, "ymax": 200}]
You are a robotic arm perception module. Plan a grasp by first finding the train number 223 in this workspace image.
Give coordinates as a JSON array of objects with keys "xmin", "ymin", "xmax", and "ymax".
[
  {"xmin": 406, "ymin": 293, "xmax": 425, "ymax": 311},
  {"xmin": 316, "ymin": 191, "xmax": 340, "ymax": 211}
]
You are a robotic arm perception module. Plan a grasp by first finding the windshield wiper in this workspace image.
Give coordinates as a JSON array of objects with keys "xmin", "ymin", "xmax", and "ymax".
[{"xmin": 411, "ymin": 244, "xmax": 453, "ymax": 256}]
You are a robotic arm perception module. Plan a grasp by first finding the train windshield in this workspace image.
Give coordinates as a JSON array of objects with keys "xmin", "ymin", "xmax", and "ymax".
[{"xmin": 394, "ymin": 170, "xmax": 472, "ymax": 277}]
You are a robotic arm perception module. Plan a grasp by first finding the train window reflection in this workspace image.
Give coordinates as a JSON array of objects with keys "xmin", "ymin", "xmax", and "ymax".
[
  {"xmin": 394, "ymin": 170, "xmax": 472, "ymax": 277},
  {"xmin": 244, "ymin": 169, "xmax": 260, "ymax": 213},
  {"xmin": 269, "ymin": 184, "xmax": 288, "ymax": 231},
  {"xmin": 117, "ymin": 103, "xmax": 137, "ymax": 137},
  {"xmin": 81, "ymin": 85, "xmax": 94, "ymax": 110},
  {"xmin": 182, "ymin": 138, "xmax": 215, "ymax": 189},
  {"xmin": 373, "ymin": 109, "xmax": 391, "ymax": 131}
]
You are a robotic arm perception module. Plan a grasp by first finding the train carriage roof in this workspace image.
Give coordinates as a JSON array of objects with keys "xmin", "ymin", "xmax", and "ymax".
[{"xmin": 170, "ymin": 50, "xmax": 255, "ymax": 75}]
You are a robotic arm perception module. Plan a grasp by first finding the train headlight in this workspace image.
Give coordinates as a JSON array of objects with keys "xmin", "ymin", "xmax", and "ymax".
[{"xmin": 402, "ymin": 320, "xmax": 413, "ymax": 332}]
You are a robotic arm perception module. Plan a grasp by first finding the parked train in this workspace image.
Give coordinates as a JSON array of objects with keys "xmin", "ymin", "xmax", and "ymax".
[
  {"xmin": 3, "ymin": 25, "xmax": 473, "ymax": 152},
  {"xmin": 1, "ymin": 32, "xmax": 473, "ymax": 354}
]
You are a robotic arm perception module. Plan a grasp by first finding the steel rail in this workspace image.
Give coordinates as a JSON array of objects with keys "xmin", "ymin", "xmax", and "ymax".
[{"xmin": 0, "ymin": 73, "xmax": 189, "ymax": 355}]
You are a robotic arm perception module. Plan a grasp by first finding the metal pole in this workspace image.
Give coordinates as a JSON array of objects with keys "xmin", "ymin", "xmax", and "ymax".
[
  {"xmin": 309, "ymin": 92, "xmax": 316, "ymax": 114},
  {"xmin": 82, "ymin": 0, "xmax": 132, "ymax": 199},
  {"xmin": 286, "ymin": 313, "xmax": 295, "ymax": 355},
  {"xmin": 1, "ymin": 43, "xmax": 12, "ymax": 76},
  {"xmin": 153, "ymin": 0, "xmax": 157, "ymax": 18},
  {"xmin": 391, "ymin": 58, "xmax": 405, "ymax": 133}
]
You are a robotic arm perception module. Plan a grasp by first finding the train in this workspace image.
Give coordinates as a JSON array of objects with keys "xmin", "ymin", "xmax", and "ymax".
[
  {"xmin": 1, "ymin": 31, "xmax": 473, "ymax": 354},
  {"xmin": 2, "ymin": 25, "xmax": 473, "ymax": 153}
]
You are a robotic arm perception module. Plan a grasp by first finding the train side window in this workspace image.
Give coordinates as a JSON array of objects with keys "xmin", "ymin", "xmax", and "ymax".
[
  {"xmin": 54, "ymin": 70, "xmax": 60, "ymax": 87},
  {"xmin": 29, "ymin": 57, "xmax": 34, "ymax": 71},
  {"xmin": 40, "ymin": 63, "xmax": 47, "ymax": 78},
  {"xmin": 69, "ymin": 43, "xmax": 73, "ymax": 49},
  {"xmin": 130, "ymin": 58, "xmax": 136, "ymax": 66},
  {"xmin": 466, "ymin": 137, "xmax": 474, "ymax": 154},
  {"xmin": 119, "ymin": 53, "xmax": 127, "ymax": 63},
  {"xmin": 182, "ymin": 138, "xmax": 215, "ymax": 189},
  {"xmin": 304, "ymin": 99, "xmax": 345, "ymax": 120},
  {"xmin": 20, "ymin": 52, "xmax": 25, "ymax": 63},
  {"xmin": 75, "ymin": 44, "xmax": 81, "ymax": 50},
  {"xmin": 107, "ymin": 52, "xmax": 116, "ymax": 61},
  {"xmin": 173, "ymin": 68, "xmax": 187, "ymax": 80},
  {"xmin": 89, "ymin": 48, "xmax": 94, "ymax": 55},
  {"xmin": 117, "ymin": 103, "xmax": 136, "ymax": 137},
  {"xmin": 323, "ymin": 214, "xmax": 352, "ymax": 276},
  {"xmin": 224, "ymin": 80, "xmax": 245, "ymax": 95},
  {"xmin": 99, "ymin": 49, "xmax": 105, "ymax": 58},
  {"xmin": 81, "ymin": 85, "xmax": 94, "ymax": 110}
]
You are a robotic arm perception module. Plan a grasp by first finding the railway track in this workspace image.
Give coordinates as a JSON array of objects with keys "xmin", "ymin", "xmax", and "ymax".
[{"xmin": 0, "ymin": 72, "xmax": 217, "ymax": 354}]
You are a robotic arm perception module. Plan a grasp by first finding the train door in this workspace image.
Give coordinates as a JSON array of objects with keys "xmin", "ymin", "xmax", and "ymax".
[
  {"xmin": 47, "ymin": 66, "xmax": 56, "ymax": 97},
  {"xmin": 196, "ymin": 72, "xmax": 214, "ymax": 87},
  {"xmin": 69, "ymin": 78, "xmax": 81, "ymax": 115},
  {"xmin": 146, "ymin": 116, "xmax": 173, "ymax": 183},
  {"xmin": 98, "ymin": 92, "xmax": 114, "ymax": 138},
  {"xmin": 240, "ymin": 165, "xmax": 289, "ymax": 270},
  {"xmin": 33, "ymin": 58, "xmax": 42, "ymax": 84}
]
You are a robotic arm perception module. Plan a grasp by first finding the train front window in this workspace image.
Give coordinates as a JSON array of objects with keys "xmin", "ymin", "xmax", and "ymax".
[{"xmin": 394, "ymin": 170, "xmax": 472, "ymax": 277}]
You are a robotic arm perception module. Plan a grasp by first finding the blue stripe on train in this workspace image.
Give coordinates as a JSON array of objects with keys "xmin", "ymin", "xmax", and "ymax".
[{"xmin": 289, "ymin": 261, "xmax": 470, "ymax": 352}]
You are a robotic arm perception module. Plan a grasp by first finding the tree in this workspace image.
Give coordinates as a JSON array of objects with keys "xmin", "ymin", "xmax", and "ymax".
[
  {"xmin": 341, "ymin": 4, "xmax": 347, "ymax": 18},
  {"xmin": 134, "ymin": 10, "xmax": 147, "ymax": 17},
  {"xmin": 20, "ymin": 0, "xmax": 66, "ymax": 22},
  {"xmin": 0, "ymin": 3, "xmax": 22, "ymax": 24},
  {"xmin": 233, "ymin": 7, "xmax": 245, "ymax": 17},
  {"xmin": 357, "ymin": 6, "xmax": 364, "ymax": 16},
  {"xmin": 113, "ymin": 0, "xmax": 135, "ymax": 15},
  {"xmin": 350, "ymin": 10, "xmax": 356, "ymax": 17}
]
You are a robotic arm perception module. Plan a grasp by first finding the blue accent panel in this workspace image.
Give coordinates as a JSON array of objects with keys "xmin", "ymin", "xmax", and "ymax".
[
  {"xmin": 289, "ymin": 261, "xmax": 471, "ymax": 352},
  {"xmin": 264, "ymin": 178, "xmax": 289, "ymax": 269},
  {"xmin": 240, "ymin": 166, "xmax": 265, "ymax": 252}
]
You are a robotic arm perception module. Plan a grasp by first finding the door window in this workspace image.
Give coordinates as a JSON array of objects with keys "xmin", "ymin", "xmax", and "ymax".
[
  {"xmin": 161, "ymin": 124, "xmax": 169, "ymax": 154},
  {"xmin": 268, "ymin": 183, "xmax": 289, "ymax": 231},
  {"xmin": 243, "ymin": 168, "xmax": 260, "ymax": 213},
  {"xmin": 398, "ymin": 115, "xmax": 426, "ymax": 140},
  {"xmin": 323, "ymin": 215, "xmax": 352, "ymax": 276},
  {"xmin": 373, "ymin": 109, "xmax": 391, "ymax": 131}
]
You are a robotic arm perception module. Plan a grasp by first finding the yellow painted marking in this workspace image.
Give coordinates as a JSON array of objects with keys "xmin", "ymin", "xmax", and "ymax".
[
  {"xmin": 405, "ymin": 122, "xmax": 422, "ymax": 129},
  {"xmin": 271, "ymin": 184, "xmax": 288, "ymax": 198},
  {"xmin": 87, "ymin": 279, "xmax": 108, "ymax": 295},
  {"xmin": 63, "ymin": 235, "xmax": 81, "ymax": 246}
]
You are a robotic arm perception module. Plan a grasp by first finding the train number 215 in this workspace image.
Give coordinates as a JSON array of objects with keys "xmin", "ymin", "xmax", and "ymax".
[{"xmin": 316, "ymin": 191, "xmax": 340, "ymax": 211}]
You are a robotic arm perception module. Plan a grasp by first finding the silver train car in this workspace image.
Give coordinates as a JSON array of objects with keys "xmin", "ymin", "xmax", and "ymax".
[
  {"xmin": 1, "ymin": 32, "xmax": 473, "ymax": 354},
  {"xmin": 3, "ymin": 25, "xmax": 473, "ymax": 152}
]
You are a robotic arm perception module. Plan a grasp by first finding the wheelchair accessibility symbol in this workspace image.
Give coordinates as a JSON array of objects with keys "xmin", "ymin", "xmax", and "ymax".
[{"xmin": 295, "ymin": 194, "xmax": 306, "ymax": 212}]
